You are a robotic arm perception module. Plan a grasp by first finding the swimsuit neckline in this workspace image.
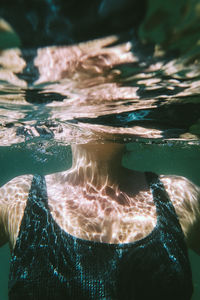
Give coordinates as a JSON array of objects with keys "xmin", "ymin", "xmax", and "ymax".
[{"xmin": 47, "ymin": 172, "xmax": 160, "ymax": 249}]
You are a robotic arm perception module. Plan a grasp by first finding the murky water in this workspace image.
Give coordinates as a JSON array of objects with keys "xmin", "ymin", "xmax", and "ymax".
[{"xmin": 1, "ymin": 0, "xmax": 200, "ymax": 299}]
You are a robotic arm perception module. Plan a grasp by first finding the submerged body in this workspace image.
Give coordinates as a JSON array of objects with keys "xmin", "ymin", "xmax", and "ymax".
[
  {"xmin": 8, "ymin": 173, "xmax": 193, "ymax": 299},
  {"xmin": 0, "ymin": 143, "xmax": 200, "ymax": 299}
]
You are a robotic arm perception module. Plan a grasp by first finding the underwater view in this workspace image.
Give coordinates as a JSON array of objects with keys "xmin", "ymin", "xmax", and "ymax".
[{"xmin": 0, "ymin": 0, "xmax": 200, "ymax": 299}]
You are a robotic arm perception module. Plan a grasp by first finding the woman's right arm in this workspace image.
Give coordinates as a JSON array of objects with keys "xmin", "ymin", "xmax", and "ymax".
[
  {"xmin": 0, "ymin": 175, "xmax": 33, "ymax": 249},
  {"xmin": 0, "ymin": 187, "xmax": 9, "ymax": 247},
  {"xmin": 0, "ymin": 220, "xmax": 8, "ymax": 247}
]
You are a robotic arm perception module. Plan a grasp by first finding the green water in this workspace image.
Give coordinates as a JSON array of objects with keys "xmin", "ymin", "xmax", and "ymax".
[{"xmin": 0, "ymin": 142, "xmax": 200, "ymax": 299}]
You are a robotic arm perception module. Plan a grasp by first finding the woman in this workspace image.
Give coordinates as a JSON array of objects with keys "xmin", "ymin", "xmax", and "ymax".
[{"xmin": 0, "ymin": 137, "xmax": 199, "ymax": 299}]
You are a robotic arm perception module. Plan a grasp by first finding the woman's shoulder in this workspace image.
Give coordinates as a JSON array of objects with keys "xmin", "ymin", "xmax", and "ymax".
[
  {"xmin": 160, "ymin": 174, "xmax": 200, "ymax": 253},
  {"xmin": 160, "ymin": 174, "xmax": 200, "ymax": 221},
  {"xmin": 160, "ymin": 174, "xmax": 200, "ymax": 208},
  {"xmin": 0, "ymin": 174, "xmax": 34, "ymax": 220},
  {"xmin": 0, "ymin": 174, "xmax": 33, "ymax": 204},
  {"xmin": 160, "ymin": 174, "xmax": 199, "ymax": 194},
  {"xmin": 0, "ymin": 174, "xmax": 34, "ymax": 248}
]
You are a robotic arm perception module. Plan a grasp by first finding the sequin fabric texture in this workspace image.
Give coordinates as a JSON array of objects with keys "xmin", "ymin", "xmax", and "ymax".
[{"xmin": 8, "ymin": 173, "xmax": 193, "ymax": 300}]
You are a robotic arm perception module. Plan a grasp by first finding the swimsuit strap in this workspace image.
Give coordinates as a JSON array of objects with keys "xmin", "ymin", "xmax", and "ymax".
[
  {"xmin": 26, "ymin": 173, "xmax": 183, "ymax": 239},
  {"xmin": 28, "ymin": 174, "xmax": 49, "ymax": 211},
  {"xmin": 14, "ymin": 174, "xmax": 49, "ymax": 250},
  {"xmin": 145, "ymin": 171, "xmax": 184, "ymax": 234},
  {"xmin": 26, "ymin": 172, "xmax": 184, "ymax": 242},
  {"xmin": 9, "ymin": 173, "xmax": 193, "ymax": 300}
]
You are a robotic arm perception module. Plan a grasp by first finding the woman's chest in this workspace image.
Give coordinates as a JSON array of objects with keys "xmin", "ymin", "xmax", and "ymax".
[{"xmin": 47, "ymin": 184, "xmax": 157, "ymax": 244}]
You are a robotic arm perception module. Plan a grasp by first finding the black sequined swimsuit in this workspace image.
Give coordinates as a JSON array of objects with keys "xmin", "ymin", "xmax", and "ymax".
[{"xmin": 8, "ymin": 172, "xmax": 193, "ymax": 299}]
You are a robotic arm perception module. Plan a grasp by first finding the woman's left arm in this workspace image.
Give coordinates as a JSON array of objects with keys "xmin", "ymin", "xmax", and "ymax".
[{"xmin": 161, "ymin": 175, "xmax": 200, "ymax": 255}]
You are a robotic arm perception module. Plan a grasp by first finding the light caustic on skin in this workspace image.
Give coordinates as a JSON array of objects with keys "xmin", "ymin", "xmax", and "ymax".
[
  {"xmin": 45, "ymin": 142, "xmax": 156, "ymax": 244},
  {"xmin": 0, "ymin": 141, "xmax": 200, "ymax": 249},
  {"xmin": 40, "ymin": 142, "xmax": 200, "ymax": 246}
]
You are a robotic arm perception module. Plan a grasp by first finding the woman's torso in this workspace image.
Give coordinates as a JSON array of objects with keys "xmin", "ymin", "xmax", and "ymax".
[
  {"xmin": 45, "ymin": 170, "xmax": 157, "ymax": 244},
  {"xmin": 7, "ymin": 172, "xmax": 194, "ymax": 299},
  {"xmin": 0, "ymin": 170, "xmax": 199, "ymax": 249}
]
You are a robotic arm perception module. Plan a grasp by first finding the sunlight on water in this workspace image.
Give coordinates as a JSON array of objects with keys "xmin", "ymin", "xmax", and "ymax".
[
  {"xmin": 0, "ymin": 38, "xmax": 200, "ymax": 146},
  {"xmin": 0, "ymin": 32, "xmax": 200, "ymax": 147}
]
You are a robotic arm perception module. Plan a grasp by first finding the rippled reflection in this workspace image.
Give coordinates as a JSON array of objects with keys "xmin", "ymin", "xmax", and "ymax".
[{"xmin": 0, "ymin": 33, "xmax": 200, "ymax": 146}]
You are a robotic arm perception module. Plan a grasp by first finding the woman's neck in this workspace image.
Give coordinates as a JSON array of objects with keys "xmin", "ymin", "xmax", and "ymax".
[{"xmin": 66, "ymin": 143, "xmax": 126, "ymax": 189}]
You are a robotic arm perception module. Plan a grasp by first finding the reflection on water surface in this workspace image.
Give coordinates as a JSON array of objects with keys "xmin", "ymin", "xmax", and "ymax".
[{"xmin": 0, "ymin": 35, "xmax": 200, "ymax": 146}]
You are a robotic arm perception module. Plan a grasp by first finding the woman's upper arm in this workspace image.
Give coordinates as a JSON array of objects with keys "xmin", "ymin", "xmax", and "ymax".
[
  {"xmin": 186, "ymin": 188, "xmax": 200, "ymax": 255},
  {"xmin": 161, "ymin": 175, "xmax": 200, "ymax": 255},
  {"xmin": 0, "ymin": 186, "xmax": 9, "ymax": 246},
  {"xmin": 0, "ymin": 175, "xmax": 33, "ymax": 248},
  {"xmin": 0, "ymin": 221, "xmax": 8, "ymax": 247}
]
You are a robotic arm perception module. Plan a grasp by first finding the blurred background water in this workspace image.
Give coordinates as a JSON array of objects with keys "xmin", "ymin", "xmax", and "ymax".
[{"xmin": 1, "ymin": 0, "xmax": 200, "ymax": 299}]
